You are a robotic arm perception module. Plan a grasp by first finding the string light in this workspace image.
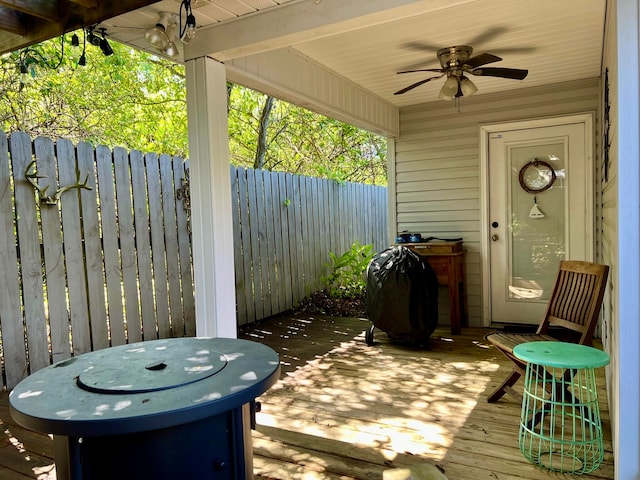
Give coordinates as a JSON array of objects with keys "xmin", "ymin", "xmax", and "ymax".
[{"xmin": 179, "ymin": 0, "xmax": 197, "ymax": 44}]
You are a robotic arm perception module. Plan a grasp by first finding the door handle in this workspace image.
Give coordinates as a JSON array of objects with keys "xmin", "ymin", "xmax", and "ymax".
[{"xmin": 492, "ymin": 234, "xmax": 499, "ymax": 241}]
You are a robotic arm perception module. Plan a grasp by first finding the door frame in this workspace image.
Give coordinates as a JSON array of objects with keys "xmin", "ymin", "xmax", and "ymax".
[{"xmin": 479, "ymin": 113, "xmax": 595, "ymax": 326}]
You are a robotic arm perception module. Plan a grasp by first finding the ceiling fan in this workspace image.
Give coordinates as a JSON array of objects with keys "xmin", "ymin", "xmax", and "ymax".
[{"xmin": 394, "ymin": 45, "xmax": 528, "ymax": 100}]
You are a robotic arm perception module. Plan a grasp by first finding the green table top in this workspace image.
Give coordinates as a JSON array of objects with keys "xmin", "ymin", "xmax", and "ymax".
[{"xmin": 513, "ymin": 341, "xmax": 610, "ymax": 369}]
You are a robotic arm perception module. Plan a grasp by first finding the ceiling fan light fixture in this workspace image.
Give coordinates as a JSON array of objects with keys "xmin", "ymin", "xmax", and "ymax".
[
  {"xmin": 459, "ymin": 76, "xmax": 478, "ymax": 97},
  {"xmin": 438, "ymin": 90, "xmax": 453, "ymax": 101},
  {"xmin": 439, "ymin": 76, "xmax": 459, "ymax": 101},
  {"xmin": 395, "ymin": 43, "xmax": 528, "ymax": 101}
]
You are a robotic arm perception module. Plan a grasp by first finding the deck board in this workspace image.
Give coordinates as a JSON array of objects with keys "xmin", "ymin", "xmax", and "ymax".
[
  {"xmin": 245, "ymin": 314, "xmax": 613, "ymax": 480},
  {"xmin": 0, "ymin": 313, "xmax": 613, "ymax": 480}
]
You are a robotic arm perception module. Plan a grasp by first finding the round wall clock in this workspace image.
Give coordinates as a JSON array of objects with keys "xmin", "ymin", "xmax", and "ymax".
[{"xmin": 518, "ymin": 159, "xmax": 556, "ymax": 193}]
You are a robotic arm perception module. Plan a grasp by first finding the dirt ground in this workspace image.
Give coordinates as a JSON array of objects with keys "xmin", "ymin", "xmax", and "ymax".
[{"xmin": 292, "ymin": 289, "xmax": 367, "ymax": 318}]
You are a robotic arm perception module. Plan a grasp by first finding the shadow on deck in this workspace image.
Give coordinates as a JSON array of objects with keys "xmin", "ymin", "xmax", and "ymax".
[
  {"xmin": 241, "ymin": 313, "xmax": 613, "ymax": 480},
  {"xmin": 0, "ymin": 313, "xmax": 613, "ymax": 479}
]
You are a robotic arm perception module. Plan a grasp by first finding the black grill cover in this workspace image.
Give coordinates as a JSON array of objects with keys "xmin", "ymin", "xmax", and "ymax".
[{"xmin": 365, "ymin": 246, "xmax": 439, "ymax": 345}]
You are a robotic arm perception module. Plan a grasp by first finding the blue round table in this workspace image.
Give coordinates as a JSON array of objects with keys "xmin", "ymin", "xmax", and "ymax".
[{"xmin": 10, "ymin": 337, "xmax": 280, "ymax": 480}]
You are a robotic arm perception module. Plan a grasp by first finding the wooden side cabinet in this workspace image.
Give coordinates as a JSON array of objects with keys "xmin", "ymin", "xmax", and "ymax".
[{"xmin": 404, "ymin": 242, "xmax": 468, "ymax": 335}]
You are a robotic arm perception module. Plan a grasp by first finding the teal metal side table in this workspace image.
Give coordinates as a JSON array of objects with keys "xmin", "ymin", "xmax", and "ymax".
[{"xmin": 513, "ymin": 341, "xmax": 609, "ymax": 474}]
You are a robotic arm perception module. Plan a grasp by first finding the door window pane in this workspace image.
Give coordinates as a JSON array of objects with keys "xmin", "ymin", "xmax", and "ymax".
[{"xmin": 508, "ymin": 143, "xmax": 565, "ymax": 302}]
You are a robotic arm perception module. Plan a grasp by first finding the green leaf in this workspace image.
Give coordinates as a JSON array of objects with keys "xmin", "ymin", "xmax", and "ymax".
[{"xmin": 322, "ymin": 242, "xmax": 375, "ymax": 299}]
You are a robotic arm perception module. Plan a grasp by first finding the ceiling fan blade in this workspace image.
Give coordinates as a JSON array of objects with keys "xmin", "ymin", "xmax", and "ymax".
[
  {"xmin": 394, "ymin": 75, "xmax": 442, "ymax": 95},
  {"xmin": 464, "ymin": 53, "xmax": 502, "ymax": 69},
  {"xmin": 467, "ymin": 26, "xmax": 509, "ymax": 46},
  {"xmin": 490, "ymin": 46, "xmax": 537, "ymax": 55},
  {"xmin": 396, "ymin": 58, "xmax": 440, "ymax": 72},
  {"xmin": 397, "ymin": 68, "xmax": 443, "ymax": 75},
  {"xmin": 471, "ymin": 67, "xmax": 528, "ymax": 80},
  {"xmin": 402, "ymin": 40, "xmax": 442, "ymax": 52}
]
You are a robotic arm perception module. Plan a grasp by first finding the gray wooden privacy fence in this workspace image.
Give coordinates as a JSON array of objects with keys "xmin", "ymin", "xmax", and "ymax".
[
  {"xmin": 0, "ymin": 131, "xmax": 388, "ymax": 390},
  {"xmin": 230, "ymin": 167, "xmax": 388, "ymax": 325},
  {"xmin": 0, "ymin": 131, "xmax": 195, "ymax": 390}
]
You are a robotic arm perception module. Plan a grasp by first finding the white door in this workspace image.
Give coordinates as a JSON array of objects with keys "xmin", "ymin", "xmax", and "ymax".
[{"xmin": 486, "ymin": 118, "xmax": 593, "ymax": 325}]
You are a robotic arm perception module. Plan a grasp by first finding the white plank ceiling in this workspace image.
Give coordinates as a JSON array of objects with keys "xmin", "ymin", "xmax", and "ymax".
[{"xmin": 99, "ymin": 0, "xmax": 606, "ymax": 108}]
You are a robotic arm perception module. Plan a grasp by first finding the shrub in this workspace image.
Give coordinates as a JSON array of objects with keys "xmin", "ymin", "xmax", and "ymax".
[{"xmin": 322, "ymin": 242, "xmax": 375, "ymax": 299}]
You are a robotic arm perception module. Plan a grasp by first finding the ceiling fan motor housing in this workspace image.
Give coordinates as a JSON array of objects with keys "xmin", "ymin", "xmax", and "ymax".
[{"xmin": 437, "ymin": 46, "xmax": 473, "ymax": 73}]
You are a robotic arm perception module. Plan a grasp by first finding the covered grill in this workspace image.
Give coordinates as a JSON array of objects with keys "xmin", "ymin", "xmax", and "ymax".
[{"xmin": 365, "ymin": 246, "xmax": 439, "ymax": 347}]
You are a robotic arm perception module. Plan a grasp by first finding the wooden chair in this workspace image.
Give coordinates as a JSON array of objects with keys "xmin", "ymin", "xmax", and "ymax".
[{"xmin": 485, "ymin": 260, "xmax": 609, "ymax": 403}]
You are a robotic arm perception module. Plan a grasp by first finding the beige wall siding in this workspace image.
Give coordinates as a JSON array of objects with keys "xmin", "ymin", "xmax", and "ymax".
[{"xmin": 394, "ymin": 78, "xmax": 600, "ymax": 327}]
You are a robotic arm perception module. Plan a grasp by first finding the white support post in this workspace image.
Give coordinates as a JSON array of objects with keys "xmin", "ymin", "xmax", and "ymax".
[
  {"xmin": 185, "ymin": 57, "xmax": 237, "ymax": 338},
  {"xmin": 616, "ymin": 0, "xmax": 640, "ymax": 477},
  {"xmin": 386, "ymin": 137, "xmax": 397, "ymax": 245}
]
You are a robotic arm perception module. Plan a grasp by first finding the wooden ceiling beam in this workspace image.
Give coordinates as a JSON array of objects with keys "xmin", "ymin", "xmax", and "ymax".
[
  {"xmin": 186, "ymin": 0, "xmax": 476, "ymax": 61},
  {"xmin": 0, "ymin": 6, "xmax": 25, "ymax": 35},
  {"xmin": 69, "ymin": 0, "xmax": 98, "ymax": 8},
  {"xmin": 0, "ymin": 0, "xmax": 158, "ymax": 55},
  {"xmin": 0, "ymin": 0, "xmax": 63, "ymax": 21}
]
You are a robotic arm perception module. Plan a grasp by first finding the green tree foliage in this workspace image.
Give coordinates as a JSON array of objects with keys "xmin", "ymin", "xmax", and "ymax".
[
  {"xmin": 0, "ymin": 33, "xmax": 386, "ymax": 185},
  {"xmin": 1, "ymin": 34, "xmax": 189, "ymax": 156},
  {"xmin": 228, "ymin": 87, "xmax": 387, "ymax": 184}
]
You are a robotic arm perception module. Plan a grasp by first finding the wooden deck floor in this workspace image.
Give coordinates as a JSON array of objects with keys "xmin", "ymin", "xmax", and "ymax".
[{"xmin": 0, "ymin": 314, "xmax": 613, "ymax": 479}]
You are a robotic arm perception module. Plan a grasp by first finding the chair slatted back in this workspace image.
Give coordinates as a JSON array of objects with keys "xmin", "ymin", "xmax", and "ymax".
[{"xmin": 536, "ymin": 260, "xmax": 609, "ymax": 345}]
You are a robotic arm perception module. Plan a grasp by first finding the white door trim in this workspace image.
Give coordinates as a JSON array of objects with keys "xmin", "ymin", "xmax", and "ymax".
[{"xmin": 479, "ymin": 113, "xmax": 595, "ymax": 326}]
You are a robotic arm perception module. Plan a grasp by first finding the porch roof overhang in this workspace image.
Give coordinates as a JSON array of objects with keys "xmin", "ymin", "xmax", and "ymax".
[
  {"xmin": 0, "ymin": 0, "xmax": 606, "ymax": 138},
  {"xmin": 0, "ymin": 0, "xmax": 158, "ymax": 53}
]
